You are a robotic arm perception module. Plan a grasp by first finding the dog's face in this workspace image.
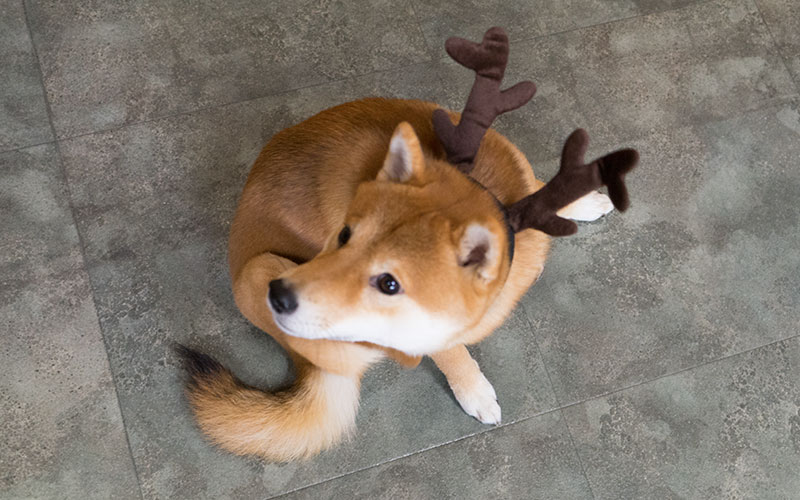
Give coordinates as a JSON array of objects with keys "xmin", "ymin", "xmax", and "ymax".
[{"xmin": 268, "ymin": 123, "xmax": 512, "ymax": 355}]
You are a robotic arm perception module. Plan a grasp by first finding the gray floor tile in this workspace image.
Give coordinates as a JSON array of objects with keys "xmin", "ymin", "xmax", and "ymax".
[
  {"xmin": 438, "ymin": 0, "xmax": 797, "ymax": 165},
  {"xmin": 528, "ymin": 100, "xmax": 800, "ymax": 405},
  {"xmin": 563, "ymin": 336, "xmax": 800, "ymax": 499},
  {"xmin": 25, "ymin": 0, "xmax": 430, "ymax": 139},
  {"xmin": 756, "ymin": 0, "xmax": 800, "ymax": 88},
  {"xmin": 57, "ymin": 65, "xmax": 558, "ymax": 498},
  {"xmin": 0, "ymin": 0, "xmax": 53, "ymax": 151},
  {"xmin": 0, "ymin": 145, "xmax": 139, "ymax": 499},
  {"xmin": 285, "ymin": 411, "xmax": 593, "ymax": 500},
  {"xmin": 413, "ymin": 0, "xmax": 702, "ymax": 59},
  {"xmin": 9, "ymin": 0, "xmax": 797, "ymax": 495}
]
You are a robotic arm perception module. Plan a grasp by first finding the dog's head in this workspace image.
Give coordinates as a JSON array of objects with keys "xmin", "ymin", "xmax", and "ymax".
[{"xmin": 268, "ymin": 122, "xmax": 513, "ymax": 355}]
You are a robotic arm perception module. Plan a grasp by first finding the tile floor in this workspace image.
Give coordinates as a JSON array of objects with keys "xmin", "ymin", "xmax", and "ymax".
[{"xmin": 1, "ymin": 0, "xmax": 799, "ymax": 498}]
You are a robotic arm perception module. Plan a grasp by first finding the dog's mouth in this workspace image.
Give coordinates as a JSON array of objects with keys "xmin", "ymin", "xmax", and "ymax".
[
  {"xmin": 270, "ymin": 302, "xmax": 381, "ymax": 345},
  {"xmin": 273, "ymin": 314, "xmax": 359, "ymax": 344},
  {"xmin": 269, "ymin": 304, "xmax": 300, "ymax": 336},
  {"xmin": 269, "ymin": 302, "xmax": 330, "ymax": 341}
]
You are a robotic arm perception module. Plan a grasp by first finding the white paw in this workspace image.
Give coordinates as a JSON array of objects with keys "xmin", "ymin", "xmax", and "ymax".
[
  {"xmin": 452, "ymin": 374, "xmax": 502, "ymax": 425},
  {"xmin": 560, "ymin": 190, "xmax": 614, "ymax": 221}
]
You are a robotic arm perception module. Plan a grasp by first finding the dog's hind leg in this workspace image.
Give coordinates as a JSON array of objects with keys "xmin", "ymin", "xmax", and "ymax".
[
  {"xmin": 232, "ymin": 252, "xmax": 300, "ymax": 359},
  {"xmin": 431, "ymin": 345, "xmax": 501, "ymax": 425},
  {"xmin": 557, "ymin": 190, "xmax": 614, "ymax": 221}
]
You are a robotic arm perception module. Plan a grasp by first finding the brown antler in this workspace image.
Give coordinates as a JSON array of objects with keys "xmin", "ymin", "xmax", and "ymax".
[
  {"xmin": 508, "ymin": 129, "xmax": 639, "ymax": 236},
  {"xmin": 433, "ymin": 27, "xmax": 536, "ymax": 174},
  {"xmin": 434, "ymin": 27, "xmax": 638, "ymax": 236}
]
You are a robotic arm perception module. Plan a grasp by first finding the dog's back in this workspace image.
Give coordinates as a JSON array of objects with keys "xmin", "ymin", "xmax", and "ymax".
[{"xmin": 228, "ymin": 98, "xmax": 544, "ymax": 280}]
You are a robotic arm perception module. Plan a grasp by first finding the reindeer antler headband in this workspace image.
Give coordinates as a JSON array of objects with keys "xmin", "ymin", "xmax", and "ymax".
[{"xmin": 433, "ymin": 27, "xmax": 639, "ymax": 236}]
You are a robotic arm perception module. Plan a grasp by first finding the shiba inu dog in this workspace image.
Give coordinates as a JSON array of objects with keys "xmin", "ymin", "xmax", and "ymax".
[{"xmin": 178, "ymin": 28, "xmax": 637, "ymax": 462}]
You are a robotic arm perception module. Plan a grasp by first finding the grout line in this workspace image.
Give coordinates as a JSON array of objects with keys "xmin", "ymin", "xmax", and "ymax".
[
  {"xmin": 47, "ymin": 0, "xmax": 719, "ymax": 145},
  {"xmin": 752, "ymin": 0, "xmax": 800, "ymax": 93},
  {"xmin": 0, "ymin": 138, "xmax": 58, "ymax": 156},
  {"xmin": 268, "ymin": 408, "xmax": 562, "ymax": 499},
  {"xmin": 404, "ymin": 0, "xmax": 436, "ymax": 60},
  {"xmin": 559, "ymin": 411, "xmax": 596, "ymax": 500},
  {"xmin": 445, "ymin": 0, "xmax": 718, "ymax": 55},
  {"xmin": 554, "ymin": 332, "xmax": 800, "ymax": 413},
  {"xmin": 21, "ymin": 1, "xmax": 146, "ymax": 499},
  {"xmin": 51, "ymin": 57, "xmax": 440, "ymax": 143},
  {"xmin": 517, "ymin": 303, "xmax": 596, "ymax": 500}
]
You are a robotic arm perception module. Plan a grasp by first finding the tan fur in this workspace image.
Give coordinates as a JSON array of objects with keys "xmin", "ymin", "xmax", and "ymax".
[
  {"xmin": 186, "ymin": 360, "xmax": 362, "ymax": 461},
  {"xmin": 186, "ymin": 98, "xmax": 552, "ymax": 460}
]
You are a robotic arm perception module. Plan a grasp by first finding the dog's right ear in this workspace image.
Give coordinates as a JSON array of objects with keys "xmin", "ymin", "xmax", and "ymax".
[
  {"xmin": 456, "ymin": 221, "xmax": 504, "ymax": 284},
  {"xmin": 377, "ymin": 122, "xmax": 425, "ymax": 184}
]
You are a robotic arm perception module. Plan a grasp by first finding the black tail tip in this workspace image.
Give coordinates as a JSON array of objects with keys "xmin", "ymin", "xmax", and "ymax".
[{"xmin": 174, "ymin": 343, "xmax": 223, "ymax": 378}]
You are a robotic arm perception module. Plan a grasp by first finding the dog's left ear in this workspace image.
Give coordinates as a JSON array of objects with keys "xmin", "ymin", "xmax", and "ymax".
[
  {"xmin": 456, "ymin": 222, "xmax": 504, "ymax": 283},
  {"xmin": 378, "ymin": 122, "xmax": 426, "ymax": 184}
]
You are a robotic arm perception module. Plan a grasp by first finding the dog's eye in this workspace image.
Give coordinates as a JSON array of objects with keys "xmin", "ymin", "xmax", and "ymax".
[
  {"xmin": 338, "ymin": 225, "xmax": 351, "ymax": 247},
  {"xmin": 375, "ymin": 273, "xmax": 401, "ymax": 295}
]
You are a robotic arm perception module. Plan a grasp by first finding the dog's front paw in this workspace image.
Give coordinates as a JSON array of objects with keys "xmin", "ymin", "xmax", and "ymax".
[
  {"xmin": 559, "ymin": 190, "xmax": 614, "ymax": 221},
  {"xmin": 452, "ymin": 373, "xmax": 502, "ymax": 425}
]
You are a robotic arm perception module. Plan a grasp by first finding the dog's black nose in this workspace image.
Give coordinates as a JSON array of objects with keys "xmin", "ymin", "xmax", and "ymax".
[{"xmin": 268, "ymin": 279, "xmax": 298, "ymax": 314}]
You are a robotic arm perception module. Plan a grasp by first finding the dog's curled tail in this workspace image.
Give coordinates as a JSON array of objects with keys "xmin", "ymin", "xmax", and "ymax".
[{"xmin": 176, "ymin": 345, "xmax": 360, "ymax": 462}]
